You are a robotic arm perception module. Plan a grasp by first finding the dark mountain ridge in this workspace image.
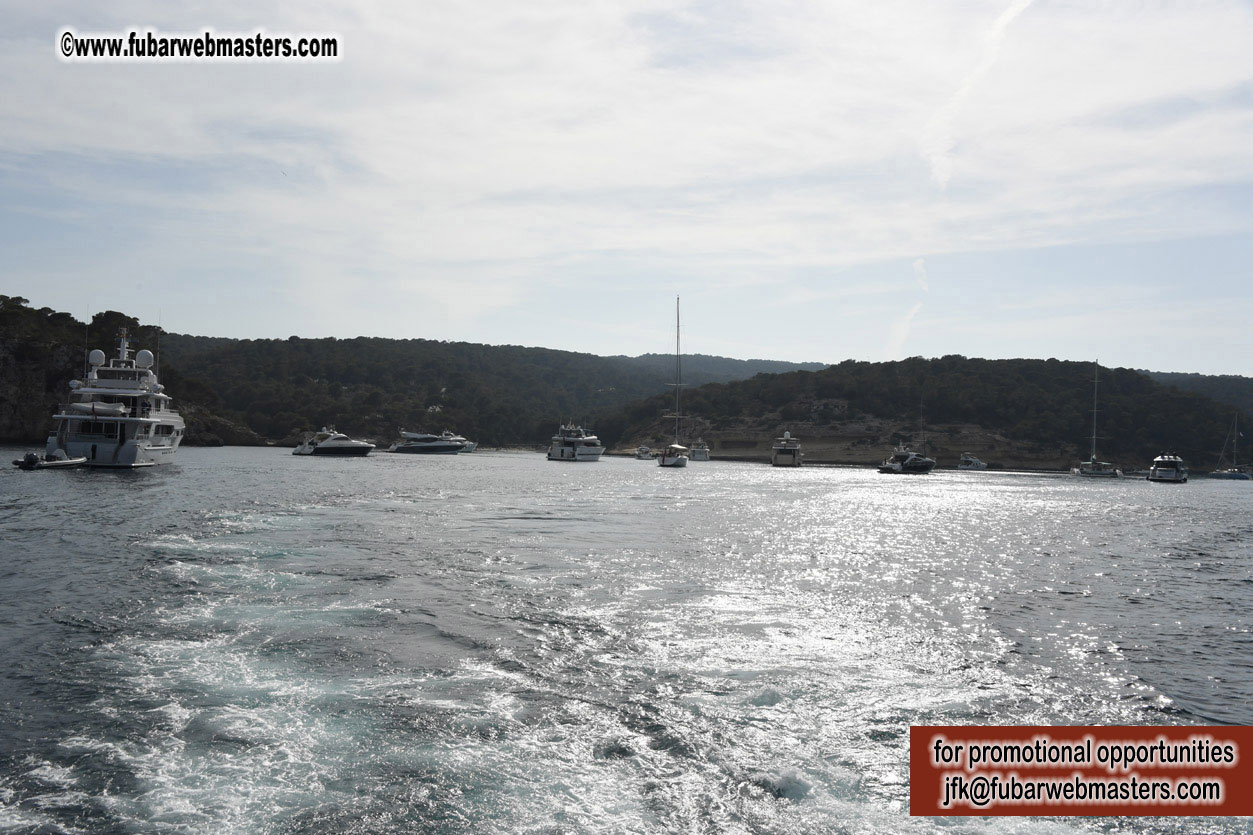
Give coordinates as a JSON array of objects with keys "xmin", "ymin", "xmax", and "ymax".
[
  {"xmin": 602, "ymin": 356, "xmax": 1250, "ymax": 469},
  {"xmin": 1, "ymin": 296, "xmax": 1246, "ymax": 470}
]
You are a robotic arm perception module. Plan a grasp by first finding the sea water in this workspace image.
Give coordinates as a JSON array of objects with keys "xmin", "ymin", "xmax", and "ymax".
[{"xmin": 0, "ymin": 447, "xmax": 1249, "ymax": 833}]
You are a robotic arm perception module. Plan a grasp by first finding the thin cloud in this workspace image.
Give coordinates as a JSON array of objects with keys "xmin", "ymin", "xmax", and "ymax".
[
  {"xmin": 920, "ymin": 0, "xmax": 1034, "ymax": 188},
  {"xmin": 1, "ymin": 1, "xmax": 1251, "ymax": 371},
  {"xmin": 888, "ymin": 301, "xmax": 925, "ymax": 360}
]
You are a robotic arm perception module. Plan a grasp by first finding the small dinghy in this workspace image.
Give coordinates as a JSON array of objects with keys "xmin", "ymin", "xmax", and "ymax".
[{"xmin": 12, "ymin": 451, "xmax": 88, "ymax": 470}]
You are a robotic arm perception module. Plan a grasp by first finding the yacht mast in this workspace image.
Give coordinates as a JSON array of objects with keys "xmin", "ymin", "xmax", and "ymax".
[
  {"xmin": 1089, "ymin": 361, "xmax": 1100, "ymax": 460},
  {"xmin": 673, "ymin": 296, "xmax": 682, "ymax": 444},
  {"xmin": 1235, "ymin": 414, "xmax": 1240, "ymax": 469}
]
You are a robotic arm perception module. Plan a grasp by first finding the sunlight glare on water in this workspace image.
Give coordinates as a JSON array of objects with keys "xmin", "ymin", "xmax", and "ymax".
[{"xmin": 1, "ymin": 446, "xmax": 1250, "ymax": 833}]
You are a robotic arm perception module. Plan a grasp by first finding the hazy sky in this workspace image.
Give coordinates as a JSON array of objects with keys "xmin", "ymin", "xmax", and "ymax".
[{"xmin": 4, "ymin": 1, "xmax": 1252, "ymax": 374}]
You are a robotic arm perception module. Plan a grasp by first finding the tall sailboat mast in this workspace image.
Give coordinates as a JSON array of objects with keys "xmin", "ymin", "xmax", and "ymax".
[
  {"xmin": 657, "ymin": 295, "xmax": 690, "ymax": 467},
  {"xmin": 672, "ymin": 296, "xmax": 682, "ymax": 443},
  {"xmin": 1090, "ymin": 360, "xmax": 1100, "ymax": 460}
]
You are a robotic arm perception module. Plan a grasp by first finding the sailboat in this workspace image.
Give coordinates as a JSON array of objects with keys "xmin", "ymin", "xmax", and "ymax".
[
  {"xmin": 1211, "ymin": 414, "xmax": 1251, "ymax": 480},
  {"xmin": 658, "ymin": 296, "xmax": 689, "ymax": 468},
  {"xmin": 1075, "ymin": 361, "xmax": 1120, "ymax": 477}
]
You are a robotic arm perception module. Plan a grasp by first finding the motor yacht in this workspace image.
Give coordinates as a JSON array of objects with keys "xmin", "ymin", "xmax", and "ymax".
[
  {"xmin": 957, "ymin": 453, "xmax": 987, "ymax": 470},
  {"xmin": 389, "ymin": 430, "xmax": 464, "ymax": 454},
  {"xmin": 46, "ymin": 328, "xmax": 185, "ymax": 467},
  {"xmin": 634, "ymin": 446, "xmax": 654, "ymax": 460},
  {"xmin": 294, "ymin": 426, "xmax": 374, "ymax": 456},
  {"xmin": 1147, "ymin": 454, "xmax": 1187, "ymax": 483},
  {"xmin": 547, "ymin": 424, "xmax": 605, "ymax": 461},
  {"xmin": 688, "ymin": 440, "xmax": 711, "ymax": 462},
  {"xmin": 658, "ymin": 443, "xmax": 689, "ymax": 468},
  {"xmin": 771, "ymin": 431, "xmax": 802, "ymax": 467},
  {"xmin": 878, "ymin": 445, "xmax": 935, "ymax": 474},
  {"xmin": 441, "ymin": 430, "xmax": 477, "ymax": 452}
]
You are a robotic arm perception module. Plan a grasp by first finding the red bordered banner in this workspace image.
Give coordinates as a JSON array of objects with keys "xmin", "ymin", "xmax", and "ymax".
[{"xmin": 910, "ymin": 725, "xmax": 1253, "ymax": 816}]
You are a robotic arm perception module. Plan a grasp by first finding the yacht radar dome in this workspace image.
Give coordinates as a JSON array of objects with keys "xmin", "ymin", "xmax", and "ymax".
[
  {"xmin": 136, "ymin": 349, "xmax": 154, "ymax": 368},
  {"xmin": 88, "ymin": 349, "xmax": 106, "ymax": 366}
]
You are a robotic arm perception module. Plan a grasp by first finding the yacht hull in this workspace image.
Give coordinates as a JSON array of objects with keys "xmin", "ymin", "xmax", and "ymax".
[
  {"xmin": 57, "ymin": 438, "xmax": 181, "ymax": 468},
  {"xmin": 390, "ymin": 444, "xmax": 462, "ymax": 454},
  {"xmin": 547, "ymin": 446, "xmax": 604, "ymax": 461},
  {"xmin": 879, "ymin": 463, "xmax": 934, "ymax": 474}
]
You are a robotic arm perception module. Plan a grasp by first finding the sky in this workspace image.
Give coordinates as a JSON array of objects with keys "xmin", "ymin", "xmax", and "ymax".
[{"xmin": 3, "ymin": 0, "xmax": 1252, "ymax": 375}]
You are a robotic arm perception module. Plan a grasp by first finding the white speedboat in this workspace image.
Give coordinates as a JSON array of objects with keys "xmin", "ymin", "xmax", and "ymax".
[
  {"xmin": 634, "ymin": 446, "xmax": 654, "ymax": 460},
  {"xmin": 689, "ymin": 440, "xmax": 710, "ymax": 461},
  {"xmin": 46, "ymin": 328, "xmax": 185, "ymax": 468},
  {"xmin": 441, "ymin": 430, "xmax": 477, "ymax": 452},
  {"xmin": 389, "ymin": 430, "xmax": 464, "ymax": 454},
  {"xmin": 294, "ymin": 426, "xmax": 374, "ymax": 456},
  {"xmin": 658, "ymin": 443, "xmax": 689, "ymax": 468},
  {"xmin": 957, "ymin": 453, "xmax": 987, "ymax": 470},
  {"xmin": 878, "ymin": 445, "xmax": 935, "ymax": 474},
  {"xmin": 13, "ymin": 450, "xmax": 87, "ymax": 470},
  {"xmin": 1147, "ymin": 453, "xmax": 1187, "ymax": 483},
  {"xmin": 1074, "ymin": 361, "xmax": 1120, "ymax": 477},
  {"xmin": 771, "ymin": 431, "xmax": 803, "ymax": 467},
  {"xmin": 547, "ymin": 424, "xmax": 605, "ymax": 461}
]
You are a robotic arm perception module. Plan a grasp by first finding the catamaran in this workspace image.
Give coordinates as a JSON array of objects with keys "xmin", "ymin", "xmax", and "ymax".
[
  {"xmin": 1074, "ymin": 361, "xmax": 1120, "ymax": 477},
  {"xmin": 1211, "ymin": 414, "xmax": 1251, "ymax": 480}
]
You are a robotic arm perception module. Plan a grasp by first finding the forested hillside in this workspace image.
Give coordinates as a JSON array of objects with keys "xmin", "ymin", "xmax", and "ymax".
[
  {"xmin": 1140, "ymin": 370, "xmax": 1253, "ymax": 417},
  {"xmin": 0, "ymin": 297, "xmax": 823, "ymax": 446},
  {"xmin": 0, "ymin": 298, "xmax": 260, "ymax": 445},
  {"xmin": 603, "ymin": 356, "xmax": 1248, "ymax": 468},
  {"xmin": 614, "ymin": 353, "xmax": 827, "ymax": 383},
  {"xmin": 3, "ymin": 296, "xmax": 1244, "ymax": 467}
]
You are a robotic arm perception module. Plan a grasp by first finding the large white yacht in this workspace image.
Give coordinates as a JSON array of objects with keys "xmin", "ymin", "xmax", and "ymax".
[
  {"xmin": 294, "ymin": 426, "xmax": 374, "ymax": 456},
  {"xmin": 47, "ymin": 328, "xmax": 185, "ymax": 468},
  {"xmin": 389, "ymin": 430, "xmax": 464, "ymax": 454},
  {"xmin": 771, "ymin": 431, "xmax": 803, "ymax": 467},
  {"xmin": 547, "ymin": 424, "xmax": 605, "ymax": 461},
  {"xmin": 688, "ymin": 440, "xmax": 711, "ymax": 462},
  {"xmin": 1147, "ymin": 453, "xmax": 1187, "ymax": 484}
]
